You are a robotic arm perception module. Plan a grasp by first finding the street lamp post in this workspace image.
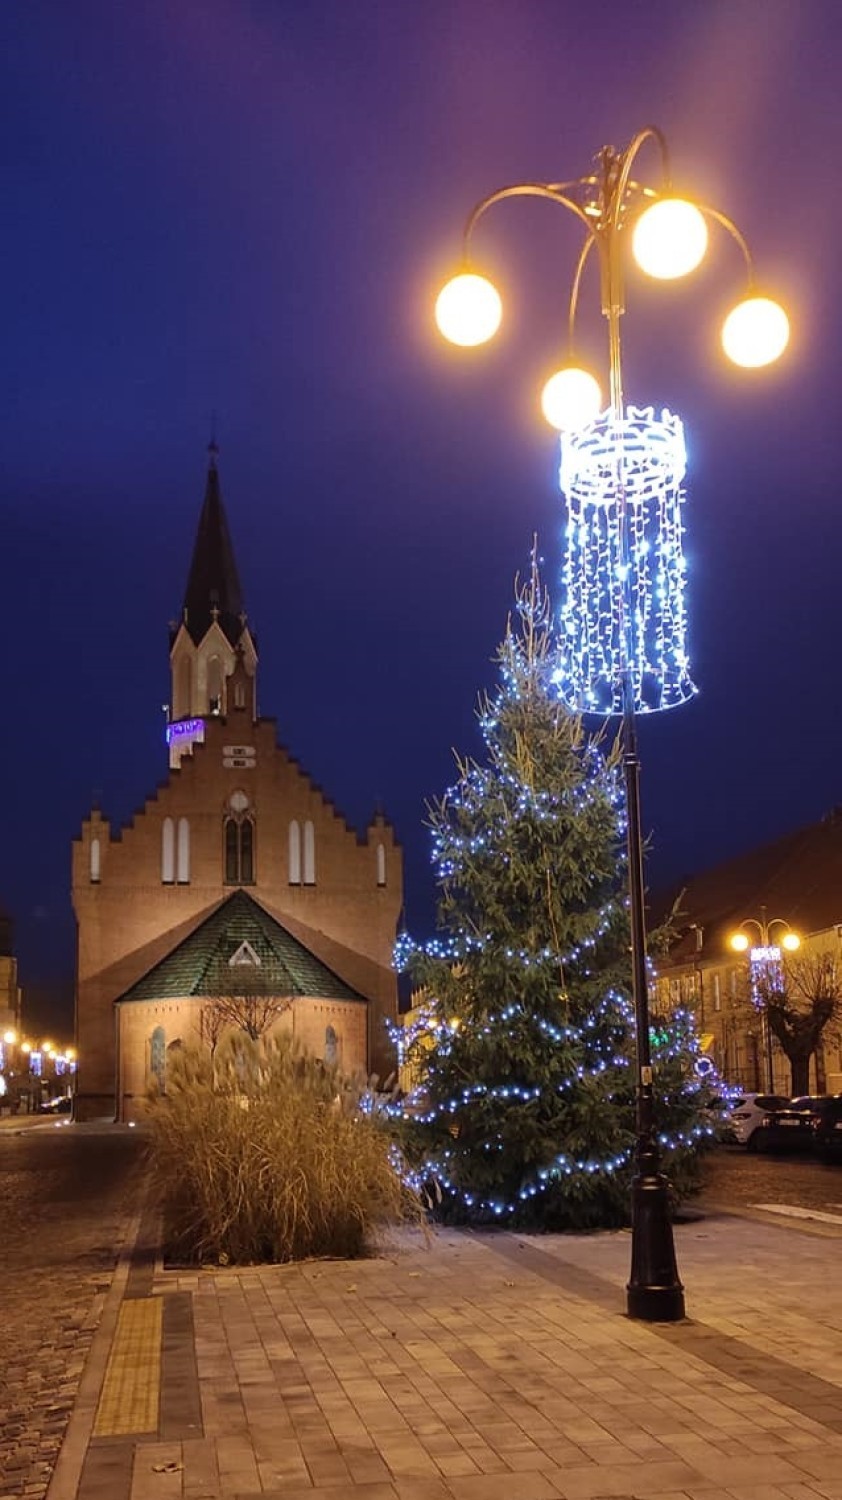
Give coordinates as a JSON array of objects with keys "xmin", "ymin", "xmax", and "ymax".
[
  {"xmin": 434, "ymin": 127, "xmax": 788, "ymax": 1323},
  {"xmin": 729, "ymin": 908, "xmax": 800, "ymax": 1091}
]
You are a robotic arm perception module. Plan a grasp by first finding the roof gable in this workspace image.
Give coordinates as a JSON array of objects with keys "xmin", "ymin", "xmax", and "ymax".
[{"xmin": 118, "ymin": 890, "xmax": 366, "ymax": 1004}]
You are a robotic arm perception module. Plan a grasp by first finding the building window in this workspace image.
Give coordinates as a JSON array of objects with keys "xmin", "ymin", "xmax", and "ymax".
[
  {"xmin": 177, "ymin": 657, "xmax": 192, "ymax": 718},
  {"xmin": 207, "ymin": 654, "xmax": 223, "ymax": 714},
  {"xmin": 713, "ymin": 974, "xmax": 722, "ymax": 1013},
  {"xmin": 162, "ymin": 818, "xmax": 175, "ymax": 883},
  {"xmin": 90, "ymin": 837, "xmax": 101, "ymax": 884},
  {"xmin": 150, "ymin": 1025, "xmax": 166, "ymax": 1090},
  {"xmin": 288, "ymin": 820, "xmax": 301, "ymax": 884},
  {"xmin": 177, "ymin": 818, "xmax": 190, "ymax": 884},
  {"xmin": 234, "ymin": 681, "xmax": 245, "ymax": 709},
  {"xmin": 303, "ymin": 820, "xmax": 315, "ymax": 885},
  {"xmin": 224, "ymin": 816, "xmax": 255, "ymax": 885},
  {"xmin": 324, "ymin": 1024, "xmax": 338, "ymax": 1066},
  {"xmin": 376, "ymin": 843, "xmax": 386, "ymax": 887}
]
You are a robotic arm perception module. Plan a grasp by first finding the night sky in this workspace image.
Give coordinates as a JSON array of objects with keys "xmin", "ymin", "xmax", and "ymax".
[{"xmin": 3, "ymin": 1, "xmax": 841, "ymax": 1035}]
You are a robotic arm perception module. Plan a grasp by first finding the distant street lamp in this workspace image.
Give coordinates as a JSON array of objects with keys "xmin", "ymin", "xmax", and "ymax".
[
  {"xmin": 729, "ymin": 909, "xmax": 800, "ymax": 1091},
  {"xmin": 434, "ymin": 126, "xmax": 788, "ymax": 1323}
]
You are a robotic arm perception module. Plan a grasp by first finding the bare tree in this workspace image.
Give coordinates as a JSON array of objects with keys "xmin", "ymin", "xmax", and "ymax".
[
  {"xmin": 205, "ymin": 954, "xmax": 294, "ymax": 1042},
  {"xmin": 757, "ymin": 950, "xmax": 842, "ymax": 1095}
]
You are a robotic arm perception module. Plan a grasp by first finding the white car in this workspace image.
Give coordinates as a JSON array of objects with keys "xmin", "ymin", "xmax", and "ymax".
[{"xmin": 727, "ymin": 1092, "xmax": 790, "ymax": 1147}]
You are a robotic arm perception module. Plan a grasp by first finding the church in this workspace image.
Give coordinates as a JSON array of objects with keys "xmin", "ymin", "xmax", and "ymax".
[{"xmin": 73, "ymin": 447, "xmax": 402, "ymax": 1122}]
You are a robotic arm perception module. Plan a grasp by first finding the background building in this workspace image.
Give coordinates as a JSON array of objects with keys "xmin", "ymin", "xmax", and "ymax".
[
  {"xmin": 653, "ymin": 812, "xmax": 842, "ymax": 1094},
  {"xmin": 73, "ymin": 449, "xmax": 402, "ymax": 1121}
]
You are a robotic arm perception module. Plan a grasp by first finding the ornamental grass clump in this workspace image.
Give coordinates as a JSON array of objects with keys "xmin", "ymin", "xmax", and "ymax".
[{"xmin": 146, "ymin": 1032, "xmax": 418, "ymax": 1264}]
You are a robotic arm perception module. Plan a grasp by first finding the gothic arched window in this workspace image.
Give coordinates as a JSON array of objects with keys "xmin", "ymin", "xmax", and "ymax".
[
  {"xmin": 161, "ymin": 818, "xmax": 175, "ymax": 884},
  {"xmin": 324, "ymin": 1025, "xmax": 338, "ymax": 1066},
  {"xmin": 177, "ymin": 818, "xmax": 190, "ymax": 884},
  {"xmin": 303, "ymin": 820, "xmax": 316, "ymax": 886},
  {"xmin": 224, "ymin": 791, "xmax": 254, "ymax": 885},
  {"xmin": 150, "ymin": 1025, "xmax": 166, "ymax": 1090},
  {"xmin": 288, "ymin": 820, "xmax": 301, "ymax": 884},
  {"xmin": 207, "ymin": 655, "xmax": 223, "ymax": 714}
]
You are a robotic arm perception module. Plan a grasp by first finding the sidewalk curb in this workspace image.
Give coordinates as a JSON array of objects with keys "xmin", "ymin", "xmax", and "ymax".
[{"xmin": 44, "ymin": 1189, "xmax": 149, "ymax": 1500}]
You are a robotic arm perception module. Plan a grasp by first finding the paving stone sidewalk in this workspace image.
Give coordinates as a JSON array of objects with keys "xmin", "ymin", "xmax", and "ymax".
[{"xmin": 60, "ymin": 1205, "xmax": 842, "ymax": 1500}]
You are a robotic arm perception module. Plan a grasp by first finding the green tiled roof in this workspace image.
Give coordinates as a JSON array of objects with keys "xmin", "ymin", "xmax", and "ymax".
[{"xmin": 118, "ymin": 890, "xmax": 365, "ymax": 1004}]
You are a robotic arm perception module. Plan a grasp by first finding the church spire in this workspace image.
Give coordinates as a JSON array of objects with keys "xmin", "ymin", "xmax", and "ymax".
[
  {"xmin": 181, "ymin": 442, "xmax": 246, "ymax": 647},
  {"xmin": 167, "ymin": 447, "xmax": 258, "ymax": 766}
]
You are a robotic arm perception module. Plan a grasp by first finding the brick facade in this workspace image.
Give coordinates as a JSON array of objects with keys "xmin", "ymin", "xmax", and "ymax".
[{"xmin": 72, "ymin": 456, "xmax": 402, "ymax": 1120}]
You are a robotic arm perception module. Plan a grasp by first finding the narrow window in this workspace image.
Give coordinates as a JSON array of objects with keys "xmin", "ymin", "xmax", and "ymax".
[
  {"xmin": 177, "ymin": 817, "xmax": 190, "ymax": 883},
  {"xmin": 177, "ymin": 657, "xmax": 192, "ymax": 718},
  {"xmin": 376, "ymin": 843, "xmax": 386, "ymax": 887},
  {"xmin": 303, "ymin": 820, "xmax": 315, "ymax": 885},
  {"xmin": 90, "ymin": 837, "xmax": 101, "ymax": 884},
  {"xmin": 288, "ymin": 820, "xmax": 301, "ymax": 884},
  {"xmin": 207, "ymin": 655, "xmax": 223, "ymax": 714},
  {"xmin": 713, "ymin": 974, "xmax": 722, "ymax": 1013},
  {"xmin": 224, "ymin": 816, "xmax": 255, "ymax": 884},
  {"xmin": 234, "ymin": 681, "xmax": 245, "ymax": 709},
  {"xmin": 150, "ymin": 1026, "xmax": 166, "ymax": 1090},
  {"xmin": 324, "ymin": 1025, "xmax": 338, "ymax": 1066},
  {"xmin": 240, "ymin": 818, "xmax": 254, "ymax": 884},
  {"xmin": 224, "ymin": 818, "xmax": 238, "ymax": 883},
  {"xmin": 162, "ymin": 818, "xmax": 175, "ymax": 883}
]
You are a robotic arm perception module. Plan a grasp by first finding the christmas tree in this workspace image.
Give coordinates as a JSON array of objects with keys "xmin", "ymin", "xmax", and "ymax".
[{"xmin": 396, "ymin": 559, "xmax": 717, "ymax": 1230}]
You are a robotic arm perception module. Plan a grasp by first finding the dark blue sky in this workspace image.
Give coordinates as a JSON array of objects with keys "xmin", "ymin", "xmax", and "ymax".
[{"xmin": 3, "ymin": 1, "xmax": 840, "ymax": 1032}]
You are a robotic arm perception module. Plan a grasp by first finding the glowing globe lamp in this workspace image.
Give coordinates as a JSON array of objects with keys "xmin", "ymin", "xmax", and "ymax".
[
  {"xmin": 722, "ymin": 295, "xmax": 789, "ymax": 368},
  {"xmin": 632, "ymin": 198, "xmax": 708, "ymax": 280},
  {"xmin": 781, "ymin": 931, "xmax": 800, "ymax": 952},
  {"xmin": 435, "ymin": 272, "xmax": 502, "ymax": 347},
  {"xmin": 730, "ymin": 932, "xmax": 750, "ymax": 952},
  {"xmin": 540, "ymin": 366, "xmax": 602, "ymax": 431}
]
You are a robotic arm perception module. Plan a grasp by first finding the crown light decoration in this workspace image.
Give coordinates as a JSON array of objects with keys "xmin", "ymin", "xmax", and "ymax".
[{"xmin": 554, "ymin": 404, "xmax": 693, "ymax": 715}]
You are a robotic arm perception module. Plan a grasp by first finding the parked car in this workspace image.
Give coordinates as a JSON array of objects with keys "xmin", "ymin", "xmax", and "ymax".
[
  {"xmin": 727, "ymin": 1093, "xmax": 790, "ymax": 1147},
  {"xmin": 810, "ymin": 1095, "xmax": 842, "ymax": 1161},
  {"xmin": 748, "ymin": 1101, "xmax": 817, "ymax": 1153},
  {"xmin": 39, "ymin": 1096, "xmax": 72, "ymax": 1114}
]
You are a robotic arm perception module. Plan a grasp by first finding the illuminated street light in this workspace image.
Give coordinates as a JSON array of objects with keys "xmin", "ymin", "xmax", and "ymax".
[
  {"xmin": 722, "ymin": 295, "xmax": 790, "ymax": 368},
  {"xmin": 434, "ymin": 125, "xmax": 788, "ymax": 1324},
  {"xmin": 2, "ymin": 1029, "xmax": 16, "ymax": 1045},
  {"xmin": 540, "ymin": 366, "xmax": 602, "ymax": 431},
  {"xmin": 729, "ymin": 908, "xmax": 800, "ymax": 1090},
  {"xmin": 434, "ymin": 271, "xmax": 502, "ymax": 347},
  {"xmin": 632, "ymin": 197, "xmax": 708, "ymax": 280}
]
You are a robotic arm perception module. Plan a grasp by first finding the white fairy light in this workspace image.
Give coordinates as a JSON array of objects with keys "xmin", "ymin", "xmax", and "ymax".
[{"xmin": 554, "ymin": 405, "xmax": 695, "ymax": 715}]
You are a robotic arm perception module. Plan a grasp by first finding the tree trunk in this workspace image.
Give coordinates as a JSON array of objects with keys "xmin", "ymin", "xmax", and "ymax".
[{"xmin": 789, "ymin": 1054, "xmax": 811, "ymax": 1096}]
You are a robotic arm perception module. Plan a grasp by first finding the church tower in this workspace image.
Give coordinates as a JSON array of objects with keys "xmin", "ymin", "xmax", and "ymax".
[{"xmin": 167, "ymin": 442, "xmax": 258, "ymax": 768}]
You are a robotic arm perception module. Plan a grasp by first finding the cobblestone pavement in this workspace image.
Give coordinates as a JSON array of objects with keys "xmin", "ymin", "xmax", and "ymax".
[
  {"xmin": 700, "ymin": 1143, "xmax": 842, "ymax": 1215},
  {"xmin": 0, "ymin": 1124, "xmax": 146, "ymax": 1500}
]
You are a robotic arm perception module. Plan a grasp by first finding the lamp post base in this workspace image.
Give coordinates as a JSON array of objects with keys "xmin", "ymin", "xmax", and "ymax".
[{"xmin": 627, "ymin": 1169, "xmax": 685, "ymax": 1322}]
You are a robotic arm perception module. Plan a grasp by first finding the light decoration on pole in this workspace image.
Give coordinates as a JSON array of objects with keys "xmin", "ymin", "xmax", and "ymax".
[
  {"xmin": 729, "ymin": 912, "xmax": 799, "ymax": 1090},
  {"xmin": 433, "ymin": 126, "xmax": 789, "ymax": 1322},
  {"xmin": 554, "ymin": 404, "xmax": 693, "ymax": 714}
]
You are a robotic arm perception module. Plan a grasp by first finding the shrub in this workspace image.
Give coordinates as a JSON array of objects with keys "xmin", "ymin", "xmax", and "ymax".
[{"xmin": 145, "ymin": 1032, "xmax": 420, "ymax": 1264}]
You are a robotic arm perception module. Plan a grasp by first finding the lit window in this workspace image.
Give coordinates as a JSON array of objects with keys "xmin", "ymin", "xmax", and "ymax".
[
  {"xmin": 303, "ymin": 820, "xmax": 315, "ymax": 886},
  {"xmin": 713, "ymin": 974, "xmax": 721, "ymax": 1013},
  {"xmin": 376, "ymin": 843, "xmax": 386, "ymax": 887},
  {"xmin": 162, "ymin": 818, "xmax": 175, "ymax": 883},
  {"xmin": 90, "ymin": 837, "xmax": 101, "ymax": 884}
]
